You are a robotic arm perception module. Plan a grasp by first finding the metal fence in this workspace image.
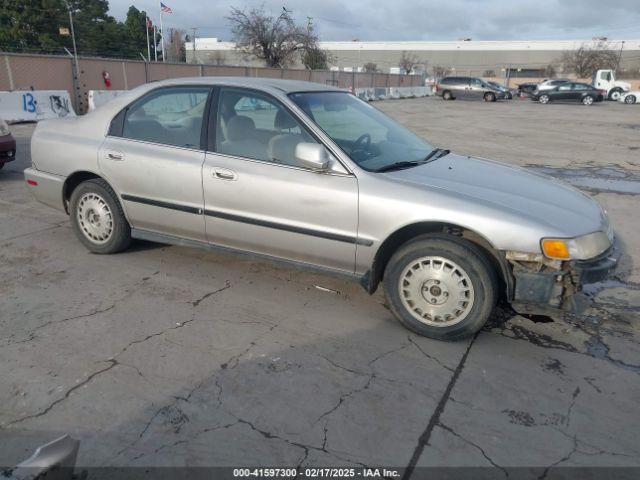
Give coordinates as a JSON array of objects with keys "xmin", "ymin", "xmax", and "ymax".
[{"xmin": 0, "ymin": 52, "xmax": 425, "ymax": 114}]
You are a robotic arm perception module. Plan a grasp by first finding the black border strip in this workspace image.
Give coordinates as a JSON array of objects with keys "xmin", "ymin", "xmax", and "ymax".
[
  {"xmin": 121, "ymin": 194, "xmax": 372, "ymax": 246},
  {"xmin": 204, "ymin": 208, "xmax": 373, "ymax": 246},
  {"xmin": 121, "ymin": 194, "xmax": 201, "ymax": 215}
]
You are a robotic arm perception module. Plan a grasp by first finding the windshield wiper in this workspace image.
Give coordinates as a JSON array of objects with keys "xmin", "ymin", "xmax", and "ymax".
[
  {"xmin": 374, "ymin": 160, "xmax": 424, "ymax": 172},
  {"xmin": 422, "ymin": 148, "xmax": 450, "ymax": 163},
  {"xmin": 374, "ymin": 148, "xmax": 451, "ymax": 173}
]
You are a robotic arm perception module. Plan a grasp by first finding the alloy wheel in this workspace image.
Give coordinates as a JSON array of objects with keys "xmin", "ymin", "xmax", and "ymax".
[{"xmin": 398, "ymin": 256, "xmax": 475, "ymax": 327}]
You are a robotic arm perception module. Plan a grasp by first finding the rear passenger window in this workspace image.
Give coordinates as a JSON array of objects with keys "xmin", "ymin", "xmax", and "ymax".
[
  {"xmin": 215, "ymin": 88, "xmax": 316, "ymax": 167},
  {"xmin": 121, "ymin": 87, "xmax": 210, "ymax": 149}
]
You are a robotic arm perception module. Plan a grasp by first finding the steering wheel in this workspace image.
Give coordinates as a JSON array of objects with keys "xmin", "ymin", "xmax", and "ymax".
[{"xmin": 352, "ymin": 133, "xmax": 371, "ymax": 153}]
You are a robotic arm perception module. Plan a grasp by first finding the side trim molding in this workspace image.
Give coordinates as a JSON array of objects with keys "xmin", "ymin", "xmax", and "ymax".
[
  {"xmin": 121, "ymin": 194, "xmax": 202, "ymax": 215},
  {"xmin": 204, "ymin": 208, "xmax": 373, "ymax": 246},
  {"xmin": 121, "ymin": 193, "xmax": 373, "ymax": 247}
]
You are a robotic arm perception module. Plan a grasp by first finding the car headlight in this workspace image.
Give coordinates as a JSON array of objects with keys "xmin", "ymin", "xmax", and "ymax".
[
  {"xmin": 541, "ymin": 231, "xmax": 612, "ymax": 260},
  {"xmin": 0, "ymin": 119, "xmax": 10, "ymax": 137}
]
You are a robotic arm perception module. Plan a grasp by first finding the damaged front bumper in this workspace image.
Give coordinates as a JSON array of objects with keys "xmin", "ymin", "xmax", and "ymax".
[{"xmin": 508, "ymin": 244, "xmax": 621, "ymax": 314}]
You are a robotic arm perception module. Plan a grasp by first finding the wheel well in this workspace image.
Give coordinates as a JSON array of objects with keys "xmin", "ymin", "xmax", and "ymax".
[
  {"xmin": 363, "ymin": 222, "xmax": 512, "ymax": 300},
  {"xmin": 62, "ymin": 171, "xmax": 102, "ymax": 214}
]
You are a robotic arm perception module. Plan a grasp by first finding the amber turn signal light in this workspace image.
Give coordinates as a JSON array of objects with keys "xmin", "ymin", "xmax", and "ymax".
[{"xmin": 541, "ymin": 239, "xmax": 570, "ymax": 260}]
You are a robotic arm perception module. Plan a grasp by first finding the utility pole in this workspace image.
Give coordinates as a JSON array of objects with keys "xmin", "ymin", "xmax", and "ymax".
[
  {"xmin": 153, "ymin": 25, "xmax": 158, "ymax": 61},
  {"xmin": 616, "ymin": 40, "xmax": 625, "ymax": 71},
  {"xmin": 190, "ymin": 27, "xmax": 199, "ymax": 64},
  {"xmin": 146, "ymin": 17, "xmax": 151, "ymax": 62},
  {"xmin": 65, "ymin": 2, "xmax": 81, "ymax": 112}
]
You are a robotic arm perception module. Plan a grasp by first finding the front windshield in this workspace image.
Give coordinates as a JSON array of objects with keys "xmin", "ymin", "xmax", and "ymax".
[{"xmin": 289, "ymin": 91, "xmax": 434, "ymax": 171}]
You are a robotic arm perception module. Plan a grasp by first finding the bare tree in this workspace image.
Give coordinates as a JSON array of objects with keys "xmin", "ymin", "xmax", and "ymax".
[
  {"xmin": 431, "ymin": 65, "xmax": 451, "ymax": 78},
  {"xmin": 544, "ymin": 63, "xmax": 557, "ymax": 78},
  {"xmin": 561, "ymin": 42, "xmax": 618, "ymax": 78},
  {"xmin": 399, "ymin": 51, "xmax": 420, "ymax": 74},
  {"xmin": 210, "ymin": 51, "xmax": 226, "ymax": 66},
  {"xmin": 164, "ymin": 29, "xmax": 186, "ymax": 62},
  {"xmin": 227, "ymin": 5, "xmax": 315, "ymax": 68},
  {"xmin": 363, "ymin": 62, "xmax": 378, "ymax": 73}
]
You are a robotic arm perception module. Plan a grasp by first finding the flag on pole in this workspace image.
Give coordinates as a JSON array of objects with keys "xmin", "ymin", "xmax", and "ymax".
[
  {"xmin": 146, "ymin": 17, "xmax": 153, "ymax": 29},
  {"xmin": 160, "ymin": 2, "xmax": 172, "ymax": 13}
]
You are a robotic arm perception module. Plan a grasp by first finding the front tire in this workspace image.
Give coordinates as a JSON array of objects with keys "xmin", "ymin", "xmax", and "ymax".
[
  {"xmin": 609, "ymin": 88, "xmax": 623, "ymax": 101},
  {"xmin": 624, "ymin": 95, "xmax": 636, "ymax": 104},
  {"xmin": 539, "ymin": 94, "xmax": 550, "ymax": 104},
  {"xmin": 442, "ymin": 90, "xmax": 454, "ymax": 100},
  {"xmin": 484, "ymin": 92, "xmax": 496, "ymax": 102},
  {"xmin": 383, "ymin": 235, "xmax": 498, "ymax": 341},
  {"xmin": 69, "ymin": 178, "xmax": 131, "ymax": 254}
]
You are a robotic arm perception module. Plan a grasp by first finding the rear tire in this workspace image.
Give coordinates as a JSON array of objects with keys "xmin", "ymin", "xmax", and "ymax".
[
  {"xmin": 383, "ymin": 234, "xmax": 498, "ymax": 341},
  {"xmin": 582, "ymin": 95, "xmax": 594, "ymax": 105},
  {"xmin": 69, "ymin": 178, "xmax": 131, "ymax": 254},
  {"xmin": 0, "ymin": 162, "xmax": 4, "ymax": 169},
  {"xmin": 442, "ymin": 90, "xmax": 454, "ymax": 100},
  {"xmin": 484, "ymin": 92, "xmax": 496, "ymax": 102},
  {"xmin": 624, "ymin": 95, "xmax": 636, "ymax": 104}
]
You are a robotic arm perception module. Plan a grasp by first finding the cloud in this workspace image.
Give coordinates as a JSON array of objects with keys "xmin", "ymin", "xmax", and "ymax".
[{"xmin": 109, "ymin": 0, "xmax": 640, "ymax": 41}]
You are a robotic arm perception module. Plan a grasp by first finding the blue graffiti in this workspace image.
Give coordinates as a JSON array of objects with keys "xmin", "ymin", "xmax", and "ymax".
[{"xmin": 22, "ymin": 92, "xmax": 36, "ymax": 113}]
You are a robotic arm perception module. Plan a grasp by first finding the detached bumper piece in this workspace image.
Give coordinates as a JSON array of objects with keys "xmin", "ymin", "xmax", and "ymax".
[
  {"xmin": 511, "ymin": 244, "xmax": 621, "ymax": 315},
  {"xmin": 569, "ymin": 246, "xmax": 621, "ymax": 285}
]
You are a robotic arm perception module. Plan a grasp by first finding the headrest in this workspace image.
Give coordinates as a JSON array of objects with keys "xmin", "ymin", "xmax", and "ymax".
[
  {"xmin": 226, "ymin": 115, "xmax": 255, "ymax": 141},
  {"xmin": 274, "ymin": 109, "xmax": 298, "ymax": 130}
]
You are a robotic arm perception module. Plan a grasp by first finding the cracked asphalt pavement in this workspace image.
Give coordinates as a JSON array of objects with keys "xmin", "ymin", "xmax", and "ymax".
[{"xmin": 1, "ymin": 97, "xmax": 639, "ymax": 475}]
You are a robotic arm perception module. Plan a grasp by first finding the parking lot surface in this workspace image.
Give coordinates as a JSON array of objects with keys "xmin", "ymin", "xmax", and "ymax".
[{"xmin": 1, "ymin": 97, "xmax": 639, "ymax": 475}]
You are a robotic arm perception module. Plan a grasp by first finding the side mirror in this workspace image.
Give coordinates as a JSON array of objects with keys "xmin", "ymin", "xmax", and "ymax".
[{"xmin": 295, "ymin": 143, "xmax": 329, "ymax": 171}]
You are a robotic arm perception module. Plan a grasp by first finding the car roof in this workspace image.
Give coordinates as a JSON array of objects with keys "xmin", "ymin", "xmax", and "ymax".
[{"xmin": 148, "ymin": 76, "xmax": 344, "ymax": 94}]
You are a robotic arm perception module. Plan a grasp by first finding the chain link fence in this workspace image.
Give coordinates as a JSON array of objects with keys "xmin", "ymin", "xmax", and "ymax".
[{"xmin": 0, "ymin": 52, "xmax": 425, "ymax": 114}]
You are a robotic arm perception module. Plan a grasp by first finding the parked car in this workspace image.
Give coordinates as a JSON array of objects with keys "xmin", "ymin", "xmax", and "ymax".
[
  {"xmin": 0, "ymin": 119, "xmax": 16, "ymax": 169},
  {"xmin": 25, "ymin": 77, "xmax": 618, "ymax": 340},
  {"xmin": 535, "ymin": 78, "xmax": 571, "ymax": 92},
  {"xmin": 618, "ymin": 90, "xmax": 639, "ymax": 104},
  {"xmin": 486, "ymin": 81, "xmax": 513, "ymax": 99},
  {"xmin": 517, "ymin": 82, "xmax": 538, "ymax": 96},
  {"xmin": 531, "ymin": 82, "xmax": 604, "ymax": 105},
  {"xmin": 435, "ymin": 76, "xmax": 506, "ymax": 102}
]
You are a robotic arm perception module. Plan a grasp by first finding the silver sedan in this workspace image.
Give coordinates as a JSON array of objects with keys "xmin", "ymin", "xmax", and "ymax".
[{"xmin": 24, "ymin": 77, "xmax": 618, "ymax": 340}]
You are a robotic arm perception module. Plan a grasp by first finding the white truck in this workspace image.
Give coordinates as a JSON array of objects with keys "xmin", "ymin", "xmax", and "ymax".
[{"xmin": 592, "ymin": 69, "xmax": 631, "ymax": 100}]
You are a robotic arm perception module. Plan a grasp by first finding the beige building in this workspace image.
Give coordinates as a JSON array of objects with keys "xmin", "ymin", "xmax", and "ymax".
[{"xmin": 185, "ymin": 38, "xmax": 640, "ymax": 78}]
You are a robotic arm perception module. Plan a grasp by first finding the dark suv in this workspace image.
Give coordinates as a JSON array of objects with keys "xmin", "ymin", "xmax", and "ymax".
[{"xmin": 435, "ymin": 76, "xmax": 506, "ymax": 102}]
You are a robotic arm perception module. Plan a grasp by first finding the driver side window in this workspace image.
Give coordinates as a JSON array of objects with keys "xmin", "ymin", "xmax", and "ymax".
[{"xmin": 215, "ymin": 88, "xmax": 316, "ymax": 168}]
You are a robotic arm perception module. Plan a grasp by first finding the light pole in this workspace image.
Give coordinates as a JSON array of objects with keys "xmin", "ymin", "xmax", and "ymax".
[{"xmin": 65, "ymin": 2, "xmax": 82, "ymax": 111}]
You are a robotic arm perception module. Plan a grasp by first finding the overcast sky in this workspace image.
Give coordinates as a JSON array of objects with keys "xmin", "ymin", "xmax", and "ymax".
[{"xmin": 108, "ymin": 0, "xmax": 640, "ymax": 41}]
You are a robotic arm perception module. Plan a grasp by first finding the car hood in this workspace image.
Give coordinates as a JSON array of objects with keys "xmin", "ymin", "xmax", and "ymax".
[{"xmin": 384, "ymin": 154, "xmax": 606, "ymax": 237}]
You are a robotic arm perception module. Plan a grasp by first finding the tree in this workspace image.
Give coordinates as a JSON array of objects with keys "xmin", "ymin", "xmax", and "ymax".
[
  {"xmin": 399, "ymin": 51, "xmax": 420, "ymax": 74},
  {"xmin": 561, "ymin": 42, "xmax": 618, "ymax": 78},
  {"xmin": 363, "ymin": 62, "xmax": 378, "ymax": 73},
  {"xmin": 544, "ymin": 63, "xmax": 557, "ymax": 78},
  {"xmin": 164, "ymin": 28, "xmax": 185, "ymax": 63},
  {"xmin": 123, "ymin": 6, "xmax": 149, "ymax": 58},
  {"xmin": 431, "ymin": 65, "xmax": 451, "ymax": 78},
  {"xmin": 301, "ymin": 47, "xmax": 330, "ymax": 70},
  {"xmin": 0, "ymin": 0, "xmax": 155, "ymax": 59},
  {"xmin": 227, "ymin": 5, "xmax": 315, "ymax": 68}
]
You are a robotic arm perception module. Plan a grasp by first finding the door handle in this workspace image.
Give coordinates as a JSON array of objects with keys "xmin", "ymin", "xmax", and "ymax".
[
  {"xmin": 106, "ymin": 151, "xmax": 124, "ymax": 161},
  {"xmin": 212, "ymin": 167, "xmax": 237, "ymax": 181}
]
